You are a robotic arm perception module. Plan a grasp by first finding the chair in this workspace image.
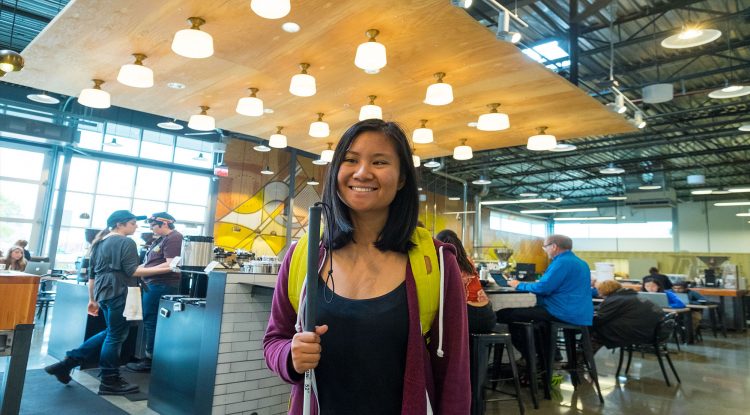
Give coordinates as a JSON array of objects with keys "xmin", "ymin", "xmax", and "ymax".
[
  {"xmin": 35, "ymin": 279, "xmax": 56, "ymax": 325},
  {"xmin": 546, "ymin": 322, "xmax": 604, "ymax": 404},
  {"xmin": 616, "ymin": 313, "xmax": 681, "ymax": 387},
  {"xmin": 470, "ymin": 329, "xmax": 524, "ymax": 415}
]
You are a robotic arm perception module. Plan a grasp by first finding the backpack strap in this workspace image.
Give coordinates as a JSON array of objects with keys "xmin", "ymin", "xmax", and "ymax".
[
  {"xmin": 288, "ymin": 234, "xmax": 309, "ymax": 315},
  {"xmin": 407, "ymin": 227, "xmax": 441, "ymax": 337},
  {"xmin": 288, "ymin": 228, "xmax": 440, "ymax": 337}
]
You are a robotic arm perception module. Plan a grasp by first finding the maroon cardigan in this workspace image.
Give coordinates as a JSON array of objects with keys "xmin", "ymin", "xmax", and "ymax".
[{"xmin": 263, "ymin": 240, "xmax": 470, "ymax": 414}]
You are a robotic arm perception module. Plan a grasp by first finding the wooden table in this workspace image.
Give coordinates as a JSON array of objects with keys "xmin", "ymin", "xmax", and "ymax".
[{"xmin": 0, "ymin": 271, "xmax": 40, "ymax": 415}]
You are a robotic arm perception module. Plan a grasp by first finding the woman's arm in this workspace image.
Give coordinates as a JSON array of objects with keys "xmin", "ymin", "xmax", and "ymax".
[{"xmin": 263, "ymin": 244, "xmax": 304, "ymax": 384}]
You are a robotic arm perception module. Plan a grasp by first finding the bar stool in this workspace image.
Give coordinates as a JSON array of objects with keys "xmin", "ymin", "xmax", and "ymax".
[
  {"xmin": 512, "ymin": 321, "xmax": 550, "ymax": 408},
  {"xmin": 546, "ymin": 322, "xmax": 604, "ymax": 404},
  {"xmin": 470, "ymin": 331, "xmax": 524, "ymax": 415}
]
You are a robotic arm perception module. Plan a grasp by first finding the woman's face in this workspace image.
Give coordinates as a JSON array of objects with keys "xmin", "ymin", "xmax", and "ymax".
[
  {"xmin": 644, "ymin": 281, "xmax": 660, "ymax": 293},
  {"xmin": 336, "ymin": 131, "xmax": 404, "ymax": 217},
  {"xmin": 118, "ymin": 220, "xmax": 138, "ymax": 236},
  {"xmin": 11, "ymin": 249, "xmax": 23, "ymax": 260}
]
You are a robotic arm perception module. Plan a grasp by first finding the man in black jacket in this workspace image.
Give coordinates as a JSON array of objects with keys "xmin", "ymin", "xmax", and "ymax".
[
  {"xmin": 642, "ymin": 267, "xmax": 673, "ymax": 290},
  {"xmin": 593, "ymin": 280, "xmax": 664, "ymax": 352}
]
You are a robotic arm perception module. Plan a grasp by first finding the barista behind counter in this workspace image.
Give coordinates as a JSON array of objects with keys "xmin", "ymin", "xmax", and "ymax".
[{"xmin": 127, "ymin": 212, "xmax": 182, "ymax": 373}]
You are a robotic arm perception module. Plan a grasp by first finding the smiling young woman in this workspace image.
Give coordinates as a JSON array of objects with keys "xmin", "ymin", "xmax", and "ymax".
[{"xmin": 264, "ymin": 119, "xmax": 470, "ymax": 414}]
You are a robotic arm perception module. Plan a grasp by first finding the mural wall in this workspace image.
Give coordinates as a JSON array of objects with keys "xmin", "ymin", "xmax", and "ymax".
[{"xmin": 214, "ymin": 138, "xmax": 322, "ymax": 257}]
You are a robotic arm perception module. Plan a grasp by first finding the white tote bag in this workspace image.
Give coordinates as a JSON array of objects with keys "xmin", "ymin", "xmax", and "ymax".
[{"xmin": 123, "ymin": 286, "xmax": 143, "ymax": 320}]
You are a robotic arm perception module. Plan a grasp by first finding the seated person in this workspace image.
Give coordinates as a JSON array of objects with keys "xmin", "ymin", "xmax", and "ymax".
[
  {"xmin": 643, "ymin": 277, "xmax": 686, "ymax": 308},
  {"xmin": 642, "ymin": 267, "xmax": 673, "ymax": 291},
  {"xmin": 15, "ymin": 239, "xmax": 32, "ymax": 261},
  {"xmin": 4, "ymin": 246, "xmax": 28, "ymax": 271},
  {"xmin": 673, "ymin": 281, "xmax": 706, "ymax": 332},
  {"xmin": 593, "ymin": 280, "xmax": 664, "ymax": 352},
  {"xmin": 497, "ymin": 234, "xmax": 593, "ymax": 365}
]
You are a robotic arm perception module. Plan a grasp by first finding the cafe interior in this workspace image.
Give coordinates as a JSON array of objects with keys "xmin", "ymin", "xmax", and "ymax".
[{"xmin": 1, "ymin": 0, "xmax": 749, "ymax": 414}]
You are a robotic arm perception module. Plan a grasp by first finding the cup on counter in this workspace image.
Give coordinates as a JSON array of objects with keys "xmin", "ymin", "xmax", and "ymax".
[{"xmin": 0, "ymin": 264, "xmax": 6, "ymax": 271}]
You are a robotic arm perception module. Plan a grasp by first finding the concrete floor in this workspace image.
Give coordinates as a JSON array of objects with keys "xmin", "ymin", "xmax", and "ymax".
[{"xmin": 22, "ymin": 308, "xmax": 750, "ymax": 414}]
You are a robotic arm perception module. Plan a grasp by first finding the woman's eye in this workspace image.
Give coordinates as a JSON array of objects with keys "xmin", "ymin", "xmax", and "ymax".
[{"xmin": 344, "ymin": 158, "xmax": 356, "ymax": 163}]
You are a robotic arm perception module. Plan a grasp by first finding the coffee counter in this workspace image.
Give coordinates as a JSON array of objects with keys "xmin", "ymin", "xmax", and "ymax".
[{"xmin": 148, "ymin": 271, "xmax": 290, "ymax": 415}]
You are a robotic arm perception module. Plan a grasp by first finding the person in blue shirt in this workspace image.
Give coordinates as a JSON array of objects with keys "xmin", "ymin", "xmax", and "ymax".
[
  {"xmin": 497, "ymin": 234, "xmax": 594, "ymax": 366},
  {"xmin": 643, "ymin": 278, "xmax": 686, "ymax": 308}
]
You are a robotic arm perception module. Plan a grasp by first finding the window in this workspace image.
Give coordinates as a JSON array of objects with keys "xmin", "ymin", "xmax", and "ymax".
[
  {"xmin": 553, "ymin": 221, "xmax": 673, "ymax": 239},
  {"xmin": 489, "ymin": 211, "xmax": 547, "ymax": 238},
  {"xmin": 0, "ymin": 146, "xmax": 49, "ymax": 254},
  {"xmin": 140, "ymin": 130, "xmax": 175, "ymax": 162},
  {"xmin": 48, "ymin": 156, "xmax": 213, "ymax": 268},
  {"xmin": 173, "ymin": 137, "xmax": 213, "ymax": 168},
  {"xmin": 522, "ymin": 40, "xmax": 571, "ymax": 72}
]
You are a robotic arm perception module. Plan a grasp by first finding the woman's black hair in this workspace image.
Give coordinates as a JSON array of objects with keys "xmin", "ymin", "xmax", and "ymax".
[
  {"xmin": 436, "ymin": 229, "xmax": 476, "ymax": 276},
  {"xmin": 322, "ymin": 119, "xmax": 419, "ymax": 253}
]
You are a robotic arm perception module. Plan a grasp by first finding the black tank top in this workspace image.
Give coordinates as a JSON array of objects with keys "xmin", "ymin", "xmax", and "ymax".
[{"xmin": 315, "ymin": 278, "xmax": 408, "ymax": 414}]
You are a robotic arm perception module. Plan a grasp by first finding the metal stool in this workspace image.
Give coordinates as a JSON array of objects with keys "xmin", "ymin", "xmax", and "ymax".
[
  {"xmin": 512, "ymin": 321, "xmax": 550, "ymax": 408},
  {"xmin": 470, "ymin": 331, "xmax": 524, "ymax": 415},
  {"xmin": 546, "ymin": 322, "xmax": 604, "ymax": 404}
]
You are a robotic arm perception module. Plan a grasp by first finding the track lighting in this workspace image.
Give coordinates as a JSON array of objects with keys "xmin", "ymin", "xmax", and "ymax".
[{"xmin": 496, "ymin": 9, "xmax": 521, "ymax": 44}]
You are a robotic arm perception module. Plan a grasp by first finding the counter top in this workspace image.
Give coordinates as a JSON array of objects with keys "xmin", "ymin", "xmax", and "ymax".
[
  {"xmin": 225, "ymin": 272, "xmax": 277, "ymax": 288},
  {"xmin": 620, "ymin": 282, "xmax": 747, "ymax": 297},
  {"xmin": 0, "ymin": 271, "xmax": 40, "ymax": 284}
]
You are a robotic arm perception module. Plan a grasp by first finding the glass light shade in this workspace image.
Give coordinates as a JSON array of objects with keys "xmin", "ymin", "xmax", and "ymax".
[
  {"xmin": 251, "ymin": 0, "xmax": 291, "ymax": 19},
  {"xmin": 188, "ymin": 114, "xmax": 215, "ymax": 131},
  {"xmin": 412, "ymin": 127, "xmax": 434, "ymax": 144},
  {"xmin": 359, "ymin": 104, "xmax": 382, "ymax": 120},
  {"xmin": 312, "ymin": 159, "xmax": 328, "ymax": 165},
  {"xmin": 424, "ymin": 82, "xmax": 453, "ymax": 106},
  {"xmin": 526, "ymin": 134, "xmax": 557, "ymax": 151},
  {"xmin": 289, "ymin": 73, "xmax": 316, "ymax": 97},
  {"xmin": 172, "ymin": 28, "xmax": 214, "ymax": 58},
  {"xmin": 739, "ymin": 124, "xmax": 750, "ymax": 132},
  {"xmin": 477, "ymin": 112, "xmax": 510, "ymax": 131},
  {"xmin": 661, "ymin": 28, "xmax": 721, "ymax": 49},
  {"xmin": 355, "ymin": 41, "xmax": 387, "ymax": 74},
  {"xmin": 253, "ymin": 144, "xmax": 271, "ymax": 152},
  {"xmin": 236, "ymin": 96, "xmax": 264, "ymax": 116},
  {"xmin": 423, "ymin": 160, "xmax": 441, "ymax": 168},
  {"xmin": 309, "ymin": 121, "xmax": 330, "ymax": 137},
  {"xmin": 307, "ymin": 178, "xmax": 320, "ymax": 186},
  {"xmin": 117, "ymin": 63, "xmax": 154, "ymax": 88},
  {"xmin": 708, "ymin": 85, "xmax": 750, "ymax": 99},
  {"xmin": 321, "ymin": 149, "xmax": 335, "ymax": 163},
  {"xmin": 412, "ymin": 154, "xmax": 421, "ymax": 168},
  {"xmin": 78, "ymin": 88, "xmax": 110, "ymax": 109},
  {"xmin": 260, "ymin": 166, "xmax": 274, "ymax": 175},
  {"xmin": 269, "ymin": 133, "xmax": 287, "ymax": 148},
  {"xmin": 453, "ymin": 145, "xmax": 473, "ymax": 160}
]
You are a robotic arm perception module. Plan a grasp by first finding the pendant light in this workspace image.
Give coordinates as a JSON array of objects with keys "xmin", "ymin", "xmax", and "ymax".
[
  {"xmin": 359, "ymin": 95, "xmax": 382, "ymax": 120},
  {"xmin": 526, "ymin": 126, "xmax": 557, "ymax": 151},
  {"xmin": 289, "ymin": 63, "xmax": 316, "ymax": 97},
  {"xmin": 188, "ymin": 106, "xmax": 215, "ymax": 131},
  {"xmin": 309, "ymin": 113, "xmax": 330, "ymax": 137},
  {"xmin": 250, "ymin": 0, "xmax": 291, "ymax": 19},
  {"xmin": 412, "ymin": 147, "xmax": 421, "ymax": 168},
  {"xmin": 412, "ymin": 119, "xmax": 434, "ymax": 144},
  {"xmin": 307, "ymin": 177, "xmax": 320, "ymax": 186},
  {"xmin": 117, "ymin": 53, "xmax": 154, "ymax": 88},
  {"xmin": 423, "ymin": 159, "xmax": 441, "ymax": 169},
  {"xmin": 354, "ymin": 29, "xmax": 387, "ymax": 74},
  {"xmin": 0, "ymin": 49, "xmax": 23, "ymax": 73},
  {"xmin": 78, "ymin": 79, "xmax": 111, "ymax": 109},
  {"xmin": 253, "ymin": 144, "xmax": 271, "ymax": 152},
  {"xmin": 661, "ymin": 26, "xmax": 721, "ymax": 49},
  {"xmin": 321, "ymin": 143, "xmax": 335, "ymax": 163},
  {"xmin": 269, "ymin": 126, "xmax": 287, "ymax": 149},
  {"xmin": 476, "ymin": 103, "xmax": 510, "ymax": 131},
  {"xmin": 600, "ymin": 163, "xmax": 625, "ymax": 174},
  {"xmin": 424, "ymin": 72, "xmax": 453, "ymax": 106},
  {"xmin": 236, "ymin": 87, "xmax": 264, "ymax": 116},
  {"xmin": 708, "ymin": 84, "xmax": 750, "ymax": 99},
  {"xmin": 453, "ymin": 139, "xmax": 473, "ymax": 160},
  {"xmin": 473, "ymin": 175, "xmax": 491, "ymax": 185},
  {"xmin": 260, "ymin": 165, "xmax": 274, "ymax": 175},
  {"xmin": 27, "ymin": 91, "xmax": 60, "ymax": 105},
  {"xmin": 172, "ymin": 17, "xmax": 214, "ymax": 58}
]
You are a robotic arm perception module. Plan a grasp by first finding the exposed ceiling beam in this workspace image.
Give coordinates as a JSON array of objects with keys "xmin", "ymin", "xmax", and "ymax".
[
  {"xmin": 571, "ymin": 0, "xmax": 611, "ymax": 23},
  {"xmin": 580, "ymin": 0, "xmax": 711, "ymax": 34},
  {"xmin": 0, "ymin": 3, "xmax": 52, "ymax": 24}
]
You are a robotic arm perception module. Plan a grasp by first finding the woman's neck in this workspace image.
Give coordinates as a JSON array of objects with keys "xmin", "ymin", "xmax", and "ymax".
[
  {"xmin": 111, "ymin": 229, "xmax": 129, "ymax": 237},
  {"xmin": 349, "ymin": 211, "xmax": 388, "ymax": 248}
]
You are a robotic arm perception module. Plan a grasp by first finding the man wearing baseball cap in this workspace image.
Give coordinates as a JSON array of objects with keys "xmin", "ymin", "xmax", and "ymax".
[{"xmin": 128, "ymin": 212, "xmax": 183, "ymax": 372}]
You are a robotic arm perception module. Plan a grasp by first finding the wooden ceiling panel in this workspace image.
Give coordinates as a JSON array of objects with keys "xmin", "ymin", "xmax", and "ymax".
[{"xmin": 7, "ymin": 0, "xmax": 633, "ymax": 158}]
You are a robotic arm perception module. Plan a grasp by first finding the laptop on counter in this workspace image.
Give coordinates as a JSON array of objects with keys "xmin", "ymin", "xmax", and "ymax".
[{"xmin": 24, "ymin": 261, "xmax": 51, "ymax": 276}]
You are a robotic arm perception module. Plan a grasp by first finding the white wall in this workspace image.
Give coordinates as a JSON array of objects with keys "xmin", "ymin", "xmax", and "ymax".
[
  {"xmin": 676, "ymin": 201, "xmax": 750, "ymax": 253},
  {"xmin": 553, "ymin": 202, "xmax": 750, "ymax": 253}
]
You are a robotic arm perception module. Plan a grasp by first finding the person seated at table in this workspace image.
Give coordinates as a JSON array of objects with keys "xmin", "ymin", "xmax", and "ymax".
[
  {"xmin": 497, "ymin": 234, "xmax": 593, "ymax": 366},
  {"xmin": 3, "ymin": 246, "xmax": 28, "ymax": 271},
  {"xmin": 15, "ymin": 239, "xmax": 32, "ymax": 260},
  {"xmin": 643, "ymin": 277, "xmax": 686, "ymax": 308},
  {"xmin": 436, "ymin": 229, "xmax": 496, "ymax": 334},
  {"xmin": 642, "ymin": 267, "xmax": 672, "ymax": 291},
  {"xmin": 673, "ymin": 281, "xmax": 706, "ymax": 332},
  {"xmin": 592, "ymin": 280, "xmax": 663, "ymax": 352}
]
